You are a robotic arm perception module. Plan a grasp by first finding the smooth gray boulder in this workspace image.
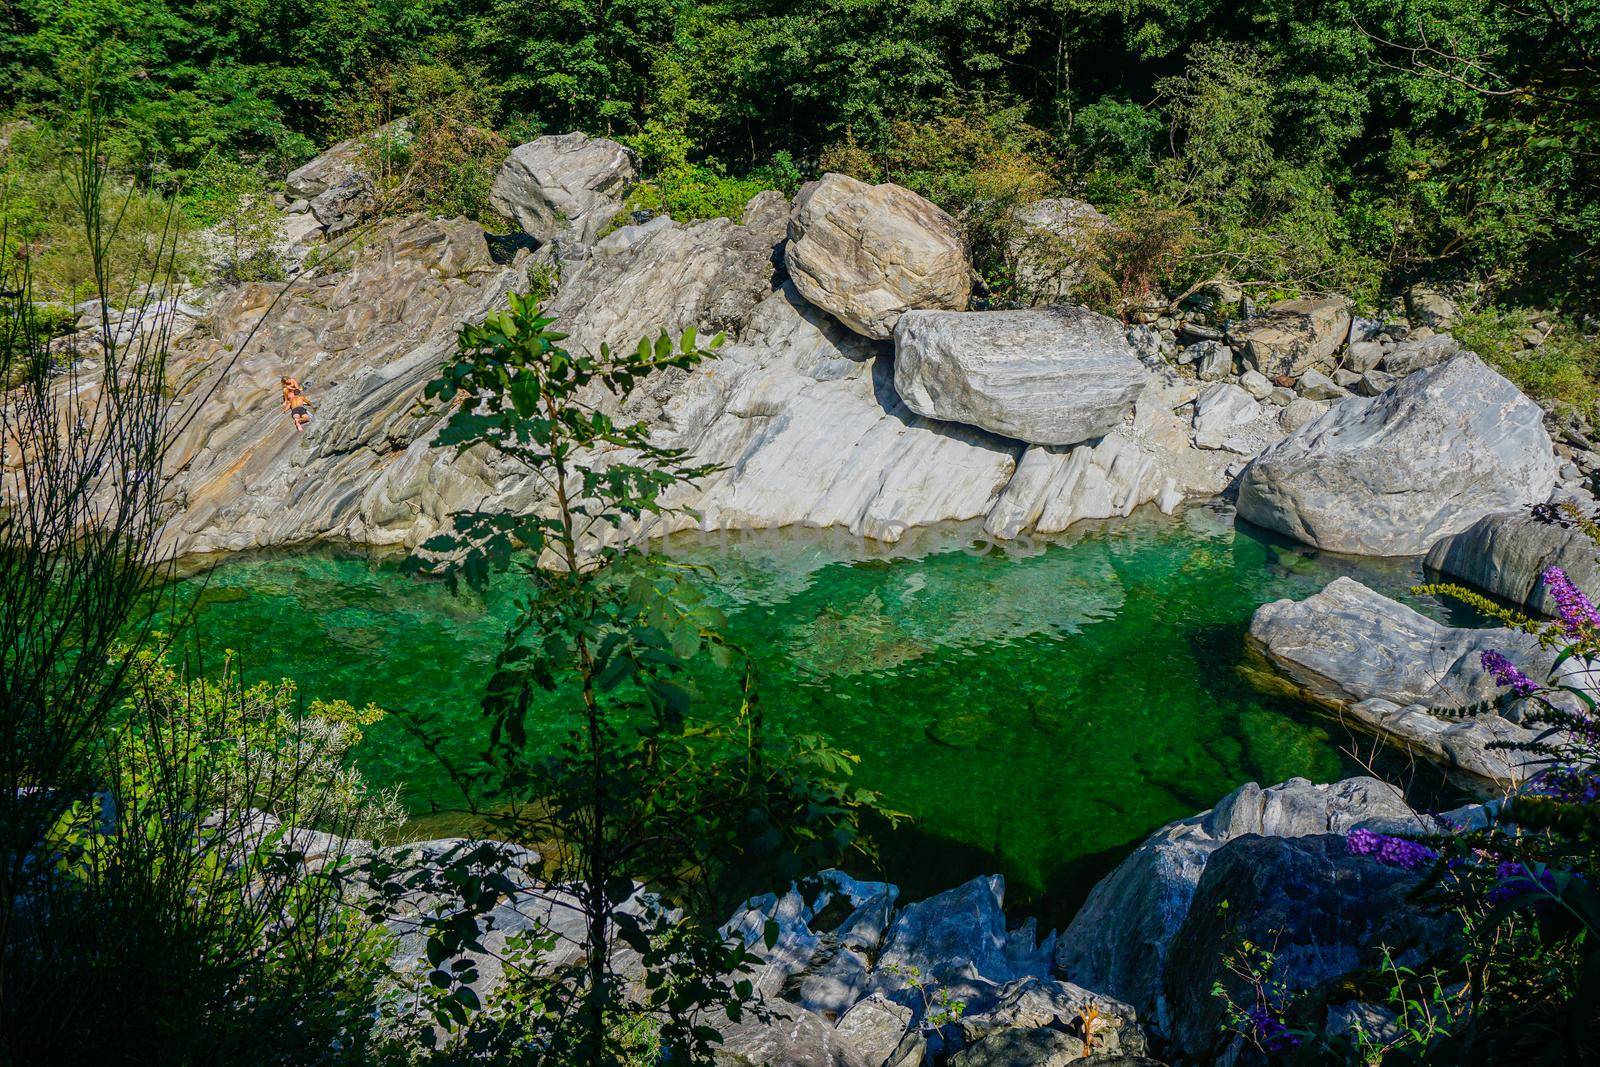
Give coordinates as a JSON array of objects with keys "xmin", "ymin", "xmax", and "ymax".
[
  {"xmin": 1296, "ymin": 366, "xmax": 1347, "ymax": 400},
  {"xmin": 1055, "ymin": 776, "xmax": 1425, "ymax": 1036},
  {"xmin": 1236, "ymin": 353, "xmax": 1558, "ymax": 555},
  {"xmin": 1425, "ymin": 505, "xmax": 1600, "ymax": 616},
  {"xmin": 1247, "ymin": 577, "xmax": 1556, "ymax": 787},
  {"xmin": 1189, "ymin": 340, "xmax": 1232, "ymax": 381},
  {"xmin": 1239, "ymin": 369, "xmax": 1273, "ymax": 399},
  {"xmin": 1235, "ymin": 295, "xmax": 1351, "ymax": 377},
  {"xmin": 1383, "ymin": 333, "xmax": 1460, "ymax": 375},
  {"xmin": 1163, "ymin": 835, "xmax": 1459, "ymax": 1062},
  {"xmin": 786, "ymin": 173, "xmax": 971, "ymax": 339},
  {"xmin": 1005, "ymin": 197, "xmax": 1108, "ymax": 306},
  {"xmin": 1345, "ymin": 339, "xmax": 1384, "ymax": 373},
  {"xmin": 489, "ymin": 132, "xmax": 637, "ymax": 244},
  {"xmin": 1191, "ymin": 383, "xmax": 1260, "ymax": 450},
  {"xmin": 892, "ymin": 307, "xmax": 1146, "ymax": 446},
  {"xmin": 284, "ymin": 119, "xmax": 411, "ymax": 233}
]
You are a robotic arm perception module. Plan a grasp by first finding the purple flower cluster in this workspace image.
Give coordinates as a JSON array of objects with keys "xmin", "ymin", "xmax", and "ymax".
[
  {"xmin": 1530, "ymin": 766, "xmax": 1600, "ymax": 804},
  {"xmin": 1244, "ymin": 1005, "xmax": 1302, "ymax": 1055},
  {"xmin": 1345, "ymin": 828, "xmax": 1439, "ymax": 870},
  {"xmin": 1543, "ymin": 566, "xmax": 1600, "ymax": 635},
  {"xmin": 1488, "ymin": 861, "xmax": 1559, "ymax": 905},
  {"xmin": 1480, "ymin": 650, "xmax": 1539, "ymax": 697}
]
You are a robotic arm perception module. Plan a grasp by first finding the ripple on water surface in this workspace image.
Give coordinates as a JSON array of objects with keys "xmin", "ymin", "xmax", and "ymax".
[{"xmin": 170, "ymin": 505, "xmax": 1466, "ymax": 923}]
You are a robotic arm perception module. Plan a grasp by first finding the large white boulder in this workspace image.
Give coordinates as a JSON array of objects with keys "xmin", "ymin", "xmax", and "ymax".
[
  {"xmin": 489, "ymin": 132, "xmax": 636, "ymax": 244},
  {"xmin": 1236, "ymin": 353, "xmax": 1558, "ymax": 555},
  {"xmin": 891, "ymin": 306, "xmax": 1146, "ymax": 446},
  {"xmin": 785, "ymin": 173, "xmax": 970, "ymax": 339}
]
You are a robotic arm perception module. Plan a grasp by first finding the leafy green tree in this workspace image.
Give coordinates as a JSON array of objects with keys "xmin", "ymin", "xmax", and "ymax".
[{"xmin": 402, "ymin": 294, "xmax": 885, "ymax": 1061}]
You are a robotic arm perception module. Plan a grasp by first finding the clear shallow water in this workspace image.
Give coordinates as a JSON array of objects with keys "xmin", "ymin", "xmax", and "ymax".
[{"xmin": 167, "ymin": 506, "xmax": 1472, "ymax": 923}]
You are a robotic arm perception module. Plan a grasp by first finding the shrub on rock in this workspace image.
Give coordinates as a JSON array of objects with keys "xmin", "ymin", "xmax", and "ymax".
[{"xmin": 1004, "ymin": 197, "xmax": 1108, "ymax": 307}]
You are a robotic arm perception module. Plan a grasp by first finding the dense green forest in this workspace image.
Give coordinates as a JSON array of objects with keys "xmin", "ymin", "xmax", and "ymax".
[{"xmin": 3, "ymin": 0, "xmax": 1597, "ymax": 313}]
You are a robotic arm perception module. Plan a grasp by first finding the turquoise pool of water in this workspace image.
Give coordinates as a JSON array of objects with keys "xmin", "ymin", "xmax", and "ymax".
[{"xmin": 168, "ymin": 506, "xmax": 1472, "ymax": 923}]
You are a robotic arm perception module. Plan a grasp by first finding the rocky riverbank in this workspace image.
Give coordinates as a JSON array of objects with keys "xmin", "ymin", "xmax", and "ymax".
[
  {"xmin": 139, "ymin": 130, "xmax": 1588, "ymax": 597},
  {"xmin": 273, "ymin": 773, "xmax": 1481, "ymax": 1066},
  {"xmin": 59, "ymin": 126, "xmax": 1598, "ymax": 1064}
]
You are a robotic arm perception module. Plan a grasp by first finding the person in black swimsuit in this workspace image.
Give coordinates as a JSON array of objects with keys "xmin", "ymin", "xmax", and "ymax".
[{"xmin": 281, "ymin": 376, "xmax": 313, "ymax": 432}]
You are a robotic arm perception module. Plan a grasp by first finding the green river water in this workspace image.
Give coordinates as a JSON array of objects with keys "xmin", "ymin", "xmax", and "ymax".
[{"xmin": 169, "ymin": 505, "xmax": 1473, "ymax": 923}]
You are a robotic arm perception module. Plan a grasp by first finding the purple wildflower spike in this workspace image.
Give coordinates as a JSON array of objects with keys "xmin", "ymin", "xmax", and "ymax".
[
  {"xmin": 1346, "ymin": 828, "xmax": 1438, "ymax": 870},
  {"xmin": 1480, "ymin": 650, "xmax": 1538, "ymax": 696},
  {"xmin": 1488, "ymin": 861, "xmax": 1559, "ymax": 905},
  {"xmin": 1244, "ymin": 1006, "xmax": 1302, "ymax": 1054},
  {"xmin": 1543, "ymin": 566, "xmax": 1600, "ymax": 635}
]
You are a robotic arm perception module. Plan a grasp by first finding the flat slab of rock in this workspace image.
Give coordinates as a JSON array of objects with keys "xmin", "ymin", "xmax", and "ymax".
[
  {"xmin": 786, "ymin": 173, "xmax": 970, "ymax": 339},
  {"xmin": 1235, "ymin": 295, "xmax": 1351, "ymax": 377},
  {"xmin": 1425, "ymin": 504, "xmax": 1600, "ymax": 616},
  {"xmin": 489, "ymin": 132, "xmax": 636, "ymax": 244},
  {"xmin": 1247, "ymin": 576, "xmax": 1555, "ymax": 787},
  {"xmin": 1248, "ymin": 576, "xmax": 1552, "ymax": 708},
  {"xmin": 1237, "ymin": 353, "xmax": 1558, "ymax": 555},
  {"xmin": 892, "ymin": 307, "xmax": 1146, "ymax": 446}
]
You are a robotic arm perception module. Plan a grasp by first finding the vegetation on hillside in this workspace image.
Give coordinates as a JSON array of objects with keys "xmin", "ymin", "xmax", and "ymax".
[
  {"xmin": 5, "ymin": 0, "xmax": 1598, "ymax": 402},
  {"xmin": 2, "ymin": 0, "xmax": 1596, "ymax": 303}
]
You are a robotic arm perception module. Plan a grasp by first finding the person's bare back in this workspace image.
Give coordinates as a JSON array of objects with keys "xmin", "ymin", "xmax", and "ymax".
[{"xmin": 280, "ymin": 376, "xmax": 313, "ymax": 431}]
